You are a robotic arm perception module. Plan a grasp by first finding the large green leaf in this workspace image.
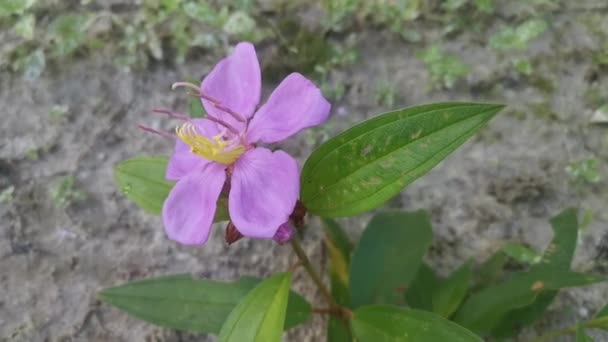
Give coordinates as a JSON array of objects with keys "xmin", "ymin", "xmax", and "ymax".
[
  {"xmin": 300, "ymin": 102, "xmax": 504, "ymax": 217},
  {"xmin": 352, "ymin": 305, "xmax": 483, "ymax": 342},
  {"xmin": 454, "ymin": 270, "xmax": 605, "ymax": 335},
  {"xmin": 432, "ymin": 262, "xmax": 473, "ymax": 318},
  {"xmin": 323, "ymin": 218, "xmax": 354, "ymax": 342},
  {"xmin": 99, "ymin": 274, "xmax": 309, "ymax": 335},
  {"xmin": 114, "ymin": 156, "xmax": 229, "ymax": 221},
  {"xmin": 349, "ymin": 211, "xmax": 433, "ymax": 308},
  {"xmin": 490, "ymin": 208, "xmax": 580, "ymax": 338},
  {"xmin": 219, "ymin": 273, "xmax": 291, "ymax": 342}
]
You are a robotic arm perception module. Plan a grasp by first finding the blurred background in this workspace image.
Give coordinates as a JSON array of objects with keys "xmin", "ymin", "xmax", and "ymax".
[{"xmin": 1, "ymin": 0, "xmax": 607, "ymax": 340}]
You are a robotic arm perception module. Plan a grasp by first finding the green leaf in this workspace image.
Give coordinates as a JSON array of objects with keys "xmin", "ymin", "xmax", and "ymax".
[
  {"xmin": 300, "ymin": 102, "xmax": 504, "ymax": 217},
  {"xmin": 219, "ymin": 273, "xmax": 291, "ymax": 342},
  {"xmin": 50, "ymin": 14, "xmax": 90, "ymax": 57},
  {"xmin": 454, "ymin": 270, "xmax": 605, "ymax": 335},
  {"xmin": 405, "ymin": 263, "xmax": 441, "ymax": 311},
  {"xmin": 596, "ymin": 304, "xmax": 608, "ymax": 318},
  {"xmin": 0, "ymin": 0, "xmax": 35, "ymax": 17},
  {"xmin": 501, "ymin": 242, "xmax": 542, "ymax": 264},
  {"xmin": 190, "ymin": 96, "xmax": 206, "ymax": 118},
  {"xmin": 323, "ymin": 218, "xmax": 353, "ymax": 341},
  {"xmin": 432, "ymin": 262, "xmax": 473, "ymax": 318},
  {"xmin": 490, "ymin": 208, "xmax": 580, "ymax": 337},
  {"xmin": 99, "ymin": 274, "xmax": 309, "ymax": 335},
  {"xmin": 349, "ymin": 211, "xmax": 433, "ymax": 308},
  {"xmin": 473, "ymin": 251, "xmax": 507, "ymax": 291},
  {"xmin": 353, "ymin": 305, "xmax": 483, "ymax": 342},
  {"xmin": 114, "ymin": 156, "xmax": 173, "ymax": 214},
  {"xmin": 534, "ymin": 208, "xmax": 579, "ymax": 271},
  {"xmin": 577, "ymin": 324, "xmax": 594, "ymax": 342},
  {"xmin": 114, "ymin": 156, "xmax": 228, "ymax": 221}
]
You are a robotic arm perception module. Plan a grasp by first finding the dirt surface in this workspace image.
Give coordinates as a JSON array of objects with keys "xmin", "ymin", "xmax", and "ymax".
[{"xmin": 2, "ymin": 2, "xmax": 608, "ymax": 341}]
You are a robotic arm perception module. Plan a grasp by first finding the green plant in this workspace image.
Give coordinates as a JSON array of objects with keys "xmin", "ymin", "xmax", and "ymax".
[
  {"xmin": 417, "ymin": 45, "xmax": 470, "ymax": 89},
  {"xmin": 51, "ymin": 176, "xmax": 86, "ymax": 209}
]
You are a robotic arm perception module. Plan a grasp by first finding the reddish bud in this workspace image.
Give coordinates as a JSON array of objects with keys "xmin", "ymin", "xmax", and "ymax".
[{"xmin": 225, "ymin": 221, "xmax": 243, "ymax": 245}]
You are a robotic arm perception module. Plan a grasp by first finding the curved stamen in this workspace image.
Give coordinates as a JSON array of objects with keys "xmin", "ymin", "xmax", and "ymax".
[
  {"xmin": 187, "ymin": 91, "xmax": 222, "ymax": 105},
  {"xmin": 213, "ymin": 103, "xmax": 246, "ymax": 123},
  {"xmin": 152, "ymin": 108, "xmax": 188, "ymax": 121},
  {"xmin": 205, "ymin": 115, "xmax": 241, "ymax": 136},
  {"xmin": 171, "ymin": 82, "xmax": 201, "ymax": 93},
  {"xmin": 138, "ymin": 124, "xmax": 175, "ymax": 139}
]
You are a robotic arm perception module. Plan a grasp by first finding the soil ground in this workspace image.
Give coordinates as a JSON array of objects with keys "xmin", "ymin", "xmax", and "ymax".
[{"xmin": 1, "ymin": 1, "xmax": 608, "ymax": 341}]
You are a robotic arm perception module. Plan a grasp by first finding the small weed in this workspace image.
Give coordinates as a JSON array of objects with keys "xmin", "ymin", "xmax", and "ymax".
[
  {"xmin": 565, "ymin": 159, "xmax": 602, "ymax": 184},
  {"xmin": 51, "ymin": 176, "xmax": 86, "ymax": 209},
  {"xmin": 489, "ymin": 19, "xmax": 548, "ymax": 52},
  {"xmin": 0, "ymin": 185, "xmax": 15, "ymax": 204},
  {"xmin": 374, "ymin": 80, "xmax": 396, "ymax": 107},
  {"xmin": 25, "ymin": 148, "xmax": 39, "ymax": 161},
  {"xmin": 49, "ymin": 105, "xmax": 69, "ymax": 122},
  {"xmin": 417, "ymin": 45, "xmax": 469, "ymax": 90}
]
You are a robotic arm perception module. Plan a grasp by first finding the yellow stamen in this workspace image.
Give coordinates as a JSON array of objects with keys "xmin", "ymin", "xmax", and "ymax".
[{"xmin": 176, "ymin": 123, "xmax": 244, "ymax": 165}]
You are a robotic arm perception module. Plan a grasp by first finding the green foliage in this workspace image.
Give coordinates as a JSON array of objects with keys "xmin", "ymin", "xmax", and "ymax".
[
  {"xmin": 300, "ymin": 102, "xmax": 504, "ymax": 217},
  {"xmin": 0, "ymin": 0, "xmax": 35, "ymax": 17},
  {"xmin": 323, "ymin": 218, "xmax": 354, "ymax": 341},
  {"xmin": 405, "ymin": 264, "xmax": 441, "ymax": 311},
  {"xmin": 51, "ymin": 175, "xmax": 86, "ymax": 208},
  {"xmin": 501, "ymin": 242, "xmax": 542, "ymax": 264},
  {"xmin": 49, "ymin": 14, "xmax": 90, "ymax": 57},
  {"xmin": 417, "ymin": 46, "xmax": 470, "ymax": 89},
  {"xmin": 576, "ymin": 324, "xmax": 594, "ymax": 342},
  {"xmin": 218, "ymin": 273, "xmax": 292, "ymax": 342},
  {"xmin": 566, "ymin": 159, "xmax": 602, "ymax": 184},
  {"xmin": 114, "ymin": 156, "xmax": 174, "ymax": 215},
  {"xmin": 432, "ymin": 262, "xmax": 473, "ymax": 318},
  {"xmin": 352, "ymin": 305, "xmax": 483, "ymax": 342},
  {"xmin": 349, "ymin": 211, "xmax": 432, "ymax": 308},
  {"xmin": 0, "ymin": 185, "xmax": 15, "ymax": 204},
  {"xmin": 99, "ymin": 274, "xmax": 310, "ymax": 335},
  {"xmin": 489, "ymin": 19, "xmax": 548, "ymax": 52},
  {"xmin": 454, "ymin": 209, "xmax": 605, "ymax": 337}
]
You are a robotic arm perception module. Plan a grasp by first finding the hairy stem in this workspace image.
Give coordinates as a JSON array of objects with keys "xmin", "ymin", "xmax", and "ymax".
[{"xmin": 290, "ymin": 237, "xmax": 339, "ymax": 310}]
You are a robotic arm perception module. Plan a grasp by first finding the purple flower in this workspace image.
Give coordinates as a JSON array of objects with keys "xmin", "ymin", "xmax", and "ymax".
[{"xmin": 156, "ymin": 42, "xmax": 330, "ymax": 246}]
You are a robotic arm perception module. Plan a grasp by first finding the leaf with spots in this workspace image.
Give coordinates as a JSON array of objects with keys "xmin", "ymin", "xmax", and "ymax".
[
  {"xmin": 300, "ymin": 102, "xmax": 505, "ymax": 217},
  {"xmin": 490, "ymin": 208, "xmax": 581, "ymax": 338},
  {"xmin": 454, "ymin": 270, "xmax": 605, "ymax": 335}
]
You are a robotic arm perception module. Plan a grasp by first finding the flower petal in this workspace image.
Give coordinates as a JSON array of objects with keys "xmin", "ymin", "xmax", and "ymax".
[
  {"xmin": 165, "ymin": 119, "xmax": 220, "ymax": 181},
  {"xmin": 201, "ymin": 42, "xmax": 261, "ymax": 131},
  {"xmin": 247, "ymin": 72, "xmax": 331, "ymax": 144},
  {"xmin": 229, "ymin": 148, "xmax": 299, "ymax": 238},
  {"xmin": 162, "ymin": 162, "xmax": 226, "ymax": 246}
]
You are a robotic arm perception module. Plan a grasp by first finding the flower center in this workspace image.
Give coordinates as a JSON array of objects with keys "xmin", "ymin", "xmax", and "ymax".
[{"xmin": 176, "ymin": 122, "xmax": 244, "ymax": 165}]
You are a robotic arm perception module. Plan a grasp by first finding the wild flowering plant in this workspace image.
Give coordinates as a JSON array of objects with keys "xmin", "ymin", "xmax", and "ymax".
[
  {"xmin": 104, "ymin": 42, "xmax": 608, "ymax": 342},
  {"xmin": 142, "ymin": 43, "xmax": 329, "ymax": 245}
]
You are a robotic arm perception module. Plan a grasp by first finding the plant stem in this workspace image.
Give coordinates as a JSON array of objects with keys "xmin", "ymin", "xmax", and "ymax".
[{"xmin": 290, "ymin": 237, "xmax": 339, "ymax": 310}]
